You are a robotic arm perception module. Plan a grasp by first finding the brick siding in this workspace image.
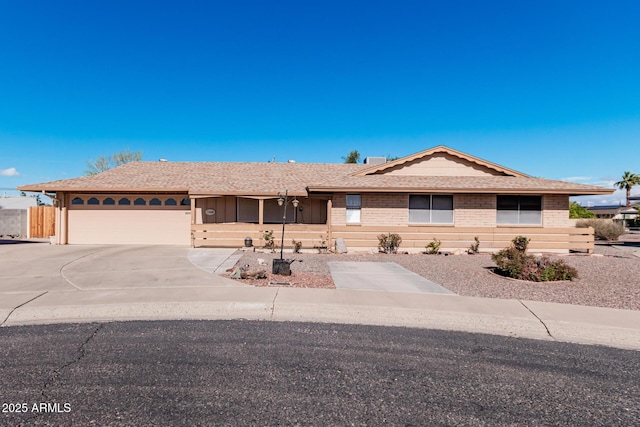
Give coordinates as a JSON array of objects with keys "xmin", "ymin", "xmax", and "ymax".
[
  {"xmin": 543, "ymin": 194, "xmax": 570, "ymax": 227},
  {"xmin": 330, "ymin": 193, "xmax": 570, "ymax": 228},
  {"xmin": 454, "ymin": 194, "xmax": 496, "ymax": 227}
]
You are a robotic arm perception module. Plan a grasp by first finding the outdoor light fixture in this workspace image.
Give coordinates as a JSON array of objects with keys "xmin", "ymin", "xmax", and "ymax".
[{"xmin": 272, "ymin": 189, "xmax": 299, "ymax": 275}]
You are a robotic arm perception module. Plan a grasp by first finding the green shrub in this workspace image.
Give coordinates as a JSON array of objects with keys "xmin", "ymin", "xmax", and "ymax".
[
  {"xmin": 511, "ymin": 236, "xmax": 530, "ymax": 252},
  {"xmin": 263, "ymin": 230, "xmax": 275, "ymax": 251},
  {"xmin": 291, "ymin": 239, "xmax": 302, "ymax": 253},
  {"xmin": 378, "ymin": 233, "xmax": 402, "ymax": 254},
  {"xmin": 576, "ymin": 219, "xmax": 625, "ymax": 241},
  {"xmin": 491, "ymin": 236, "xmax": 578, "ymax": 281},
  {"xmin": 424, "ymin": 238, "xmax": 442, "ymax": 255},
  {"xmin": 491, "ymin": 246, "xmax": 532, "ymax": 277},
  {"xmin": 468, "ymin": 236, "xmax": 480, "ymax": 254},
  {"xmin": 569, "ymin": 202, "xmax": 596, "ymax": 219}
]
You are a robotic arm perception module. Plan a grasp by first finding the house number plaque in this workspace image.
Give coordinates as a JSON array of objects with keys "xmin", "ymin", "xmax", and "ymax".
[{"xmin": 205, "ymin": 209, "xmax": 216, "ymax": 216}]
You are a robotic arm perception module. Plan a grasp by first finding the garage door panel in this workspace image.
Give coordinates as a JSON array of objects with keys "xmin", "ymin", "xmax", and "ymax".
[{"xmin": 68, "ymin": 209, "xmax": 191, "ymax": 245}]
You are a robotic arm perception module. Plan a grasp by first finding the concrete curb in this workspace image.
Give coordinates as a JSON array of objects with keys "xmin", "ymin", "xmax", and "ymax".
[{"xmin": 2, "ymin": 287, "xmax": 639, "ymax": 351}]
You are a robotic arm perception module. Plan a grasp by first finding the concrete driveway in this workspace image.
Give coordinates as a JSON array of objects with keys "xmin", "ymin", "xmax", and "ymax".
[{"xmin": 0, "ymin": 243, "xmax": 240, "ymax": 293}]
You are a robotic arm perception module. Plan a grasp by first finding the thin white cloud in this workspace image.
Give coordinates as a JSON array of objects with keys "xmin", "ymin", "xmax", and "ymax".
[
  {"xmin": 561, "ymin": 176, "xmax": 591, "ymax": 182},
  {"xmin": 0, "ymin": 167, "xmax": 19, "ymax": 176},
  {"xmin": 571, "ymin": 188, "xmax": 639, "ymax": 207}
]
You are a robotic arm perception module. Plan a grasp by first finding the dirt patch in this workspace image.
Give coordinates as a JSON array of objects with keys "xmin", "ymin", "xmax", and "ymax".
[{"xmin": 224, "ymin": 270, "xmax": 335, "ymax": 289}]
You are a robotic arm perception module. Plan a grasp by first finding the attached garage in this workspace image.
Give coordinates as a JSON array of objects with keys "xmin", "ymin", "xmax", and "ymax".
[{"xmin": 66, "ymin": 194, "xmax": 191, "ymax": 245}]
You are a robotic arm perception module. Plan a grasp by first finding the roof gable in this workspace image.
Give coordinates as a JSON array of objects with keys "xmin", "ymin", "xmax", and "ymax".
[{"xmin": 353, "ymin": 146, "xmax": 530, "ymax": 178}]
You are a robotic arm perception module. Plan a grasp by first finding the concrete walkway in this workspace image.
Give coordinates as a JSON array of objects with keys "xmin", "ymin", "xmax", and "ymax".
[
  {"xmin": 328, "ymin": 261, "xmax": 455, "ymax": 294},
  {"xmin": 187, "ymin": 248, "xmax": 241, "ymax": 274}
]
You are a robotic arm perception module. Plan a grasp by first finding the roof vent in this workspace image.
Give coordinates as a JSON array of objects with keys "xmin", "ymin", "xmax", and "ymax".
[
  {"xmin": 288, "ymin": 160, "xmax": 296, "ymax": 163},
  {"xmin": 159, "ymin": 158, "xmax": 168, "ymax": 162},
  {"xmin": 364, "ymin": 157, "xmax": 386, "ymax": 165}
]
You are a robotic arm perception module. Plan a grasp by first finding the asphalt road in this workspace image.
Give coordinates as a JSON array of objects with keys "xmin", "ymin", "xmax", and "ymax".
[{"xmin": 1, "ymin": 321, "xmax": 639, "ymax": 426}]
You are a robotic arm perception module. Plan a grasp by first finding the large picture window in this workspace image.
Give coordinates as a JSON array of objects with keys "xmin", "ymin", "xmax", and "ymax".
[
  {"xmin": 409, "ymin": 195, "xmax": 454, "ymax": 224},
  {"xmin": 346, "ymin": 194, "xmax": 361, "ymax": 224},
  {"xmin": 497, "ymin": 195, "xmax": 542, "ymax": 225}
]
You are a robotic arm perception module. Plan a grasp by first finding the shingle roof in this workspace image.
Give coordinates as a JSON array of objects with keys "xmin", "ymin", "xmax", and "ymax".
[
  {"xmin": 307, "ymin": 175, "xmax": 613, "ymax": 195},
  {"xmin": 18, "ymin": 160, "xmax": 612, "ymax": 196},
  {"xmin": 18, "ymin": 162, "xmax": 366, "ymax": 196}
]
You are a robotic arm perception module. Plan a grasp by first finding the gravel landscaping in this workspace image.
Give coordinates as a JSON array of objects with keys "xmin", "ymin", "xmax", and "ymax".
[{"xmin": 228, "ymin": 242, "xmax": 640, "ymax": 311}]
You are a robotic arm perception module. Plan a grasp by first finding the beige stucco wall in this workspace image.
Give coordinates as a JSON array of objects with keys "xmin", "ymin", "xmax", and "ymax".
[{"xmin": 380, "ymin": 153, "xmax": 502, "ymax": 176}]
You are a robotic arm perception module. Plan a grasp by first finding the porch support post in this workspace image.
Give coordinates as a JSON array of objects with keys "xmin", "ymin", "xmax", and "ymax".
[
  {"xmin": 258, "ymin": 199, "xmax": 264, "ymax": 225},
  {"xmin": 190, "ymin": 198, "xmax": 196, "ymax": 248},
  {"xmin": 326, "ymin": 198, "xmax": 332, "ymax": 247},
  {"xmin": 59, "ymin": 192, "xmax": 68, "ymax": 245}
]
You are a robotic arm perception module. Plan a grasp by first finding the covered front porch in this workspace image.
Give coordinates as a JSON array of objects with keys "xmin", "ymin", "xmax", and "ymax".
[{"xmin": 190, "ymin": 194, "xmax": 332, "ymax": 248}]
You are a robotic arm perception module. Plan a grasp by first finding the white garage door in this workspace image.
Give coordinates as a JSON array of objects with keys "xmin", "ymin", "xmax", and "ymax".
[{"xmin": 68, "ymin": 209, "xmax": 191, "ymax": 245}]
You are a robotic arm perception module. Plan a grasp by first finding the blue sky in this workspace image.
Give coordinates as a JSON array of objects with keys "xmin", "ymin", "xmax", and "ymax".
[{"xmin": 1, "ymin": 0, "xmax": 639, "ymax": 205}]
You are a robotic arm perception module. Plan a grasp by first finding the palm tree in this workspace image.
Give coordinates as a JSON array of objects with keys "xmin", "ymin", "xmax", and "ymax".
[{"xmin": 615, "ymin": 171, "xmax": 640, "ymax": 206}]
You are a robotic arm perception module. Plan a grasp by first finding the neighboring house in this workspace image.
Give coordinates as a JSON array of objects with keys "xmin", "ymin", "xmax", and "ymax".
[
  {"xmin": 0, "ymin": 196, "xmax": 37, "ymax": 237},
  {"xmin": 0, "ymin": 195, "xmax": 38, "ymax": 210},
  {"xmin": 586, "ymin": 205, "xmax": 638, "ymax": 220},
  {"xmin": 18, "ymin": 146, "xmax": 612, "ymax": 252}
]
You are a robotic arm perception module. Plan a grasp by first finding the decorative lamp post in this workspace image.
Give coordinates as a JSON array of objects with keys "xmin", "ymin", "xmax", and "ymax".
[{"xmin": 272, "ymin": 189, "xmax": 299, "ymax": 275}]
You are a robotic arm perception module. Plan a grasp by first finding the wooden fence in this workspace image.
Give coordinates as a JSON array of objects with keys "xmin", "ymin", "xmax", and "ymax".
[
  {"xmin": 29, "ymin": 206, "xmax": 55, "ymax": 238},
  {"xmin": 192, "ymin": 224, "xmax": 329, "ymax": 249},
  {"xmin": 329, "ymin": 225, "xmax": 595, "ymax": 252},
  {"xmin": 192, "ymin": 223, "xmax": 595, "ymax": 253}
]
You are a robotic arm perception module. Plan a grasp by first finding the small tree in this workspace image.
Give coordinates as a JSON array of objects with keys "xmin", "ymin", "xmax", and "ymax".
[
  {"xmin": 342, "ymin": 150, "xmax": 361, "ymax": 164},
  {"xmin": 569, "ymin": 202, "xmax": 595, "ymax": 219},
  {"xmin": 85, "ymin": 148, "xmax": 143, "ymax": 176}
]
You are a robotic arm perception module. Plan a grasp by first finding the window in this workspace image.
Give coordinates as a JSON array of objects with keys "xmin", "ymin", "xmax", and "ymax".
[
  {"xmin": 149, "ymin": 198, "xmax": 161, "ymax": 206},
  {"xmin": 103, "ymin": 197, "xmax": 115, "ymax": 205},
  {"xmin": 237, "ymin": 198, "xmax": 258, "ymax": 222},
  {"xmin": 346, "ymin": 194, "xmax": 361, "ymax": 224},
  {"xmin": 180, "ymin": 198, "xmax": 190, "ymax": 206},
  {"xmin": 409, "ymin": 195, "xmax": 454, "ymax": 224},
  {"xmin": 497, "ymin": 195, "xmax": 542, "ymax": 225},
  {"xmin": 134, "ymin": 197, "xmax": 146, "ymax": 206},
  {"xmin": 118, "ymin": 198, "xmax": 131, "ymax": 205},
  {"xmin": 87, "ymin": 197, "xmax": 100, "ymax": 205},
  {"xmin": 165, "ymin": 198, "xmax": 177, "ymax": 206},
  {"xmin": 71, "ymin": 197, "xmax": 84, "ymax": 205}
]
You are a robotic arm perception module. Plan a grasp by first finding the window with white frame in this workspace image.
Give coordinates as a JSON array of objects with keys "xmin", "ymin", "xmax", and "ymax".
[
  {"xmin": 497, "ymin": 195, "xmax": 542, "ymax": 225},
  {"xmin": 346, "ymin": 194, "xmax": 361, "ymax": 224},
  {"xmin": 409, "ymin": 194, "xmax": 454, "ymax": 224}
]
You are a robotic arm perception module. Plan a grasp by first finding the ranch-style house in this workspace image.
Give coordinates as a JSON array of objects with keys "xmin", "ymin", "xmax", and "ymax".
[{"xmin": 19, "ymin": 146, "xmax": 612, "ymax": 253}]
